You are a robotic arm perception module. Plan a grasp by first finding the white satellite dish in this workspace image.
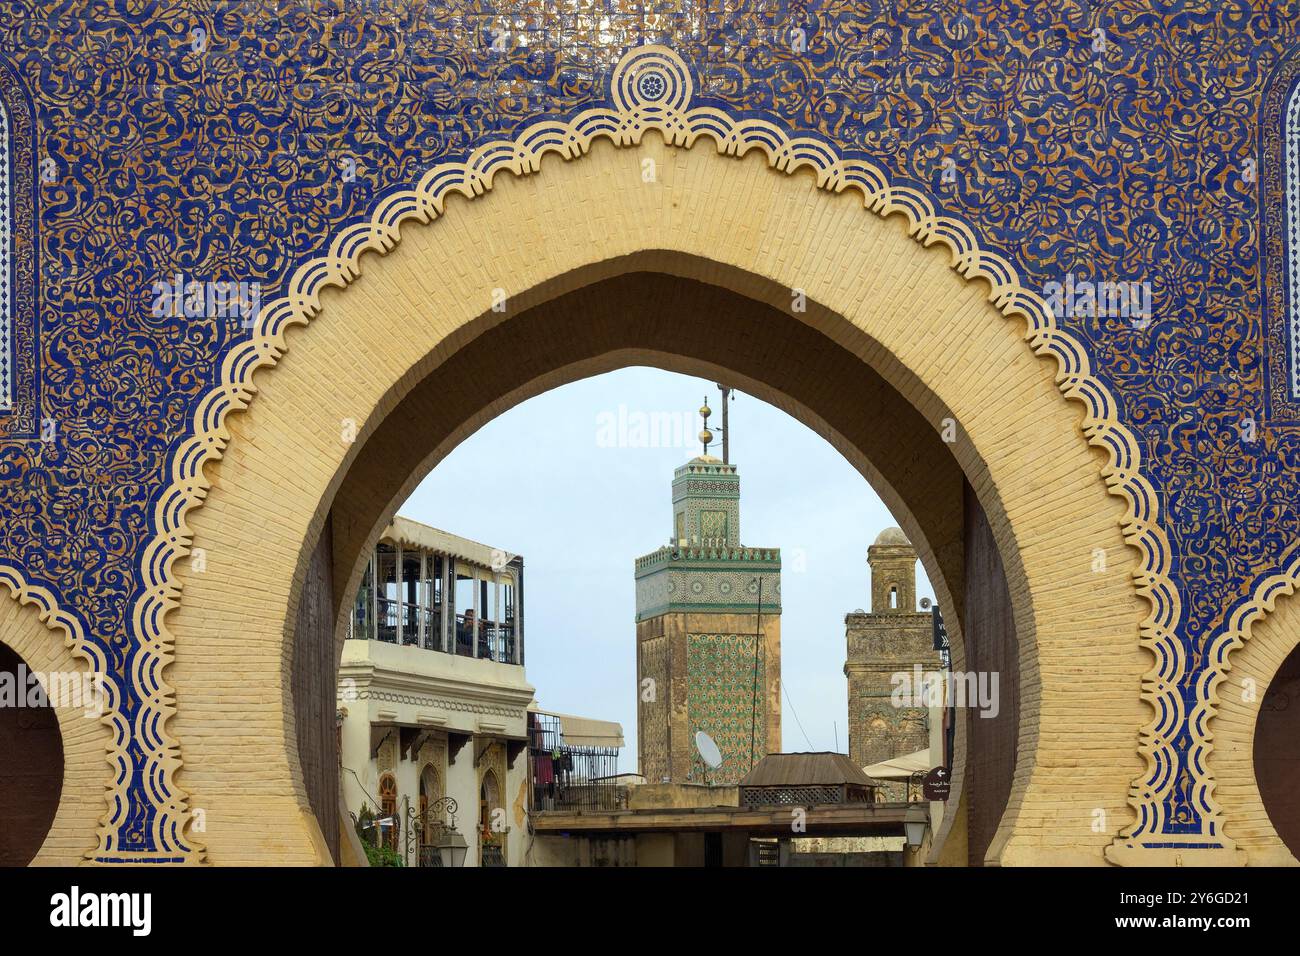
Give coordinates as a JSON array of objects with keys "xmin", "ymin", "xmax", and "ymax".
[{"xmin": 695, "ymin": 730, "xmax": 723, "ymax": 770}]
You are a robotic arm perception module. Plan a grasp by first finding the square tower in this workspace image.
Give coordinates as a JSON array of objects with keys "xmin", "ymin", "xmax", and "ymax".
[
  {"xmin": 844, "ymin": 527, "xmax": 939, "ymax": 799},
  {"xmin": 635, "ymin": 453, "xmax": 781, "ymax": 785}
]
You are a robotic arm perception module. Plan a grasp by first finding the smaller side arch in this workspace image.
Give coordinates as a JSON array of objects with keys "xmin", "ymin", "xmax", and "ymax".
[
  {"xmin": 1210, "ymin": 565, "xmax": 1300, "ymax": 865},
  {"xmin": 377, "ymin": 772, "xmax": 398, "ymax": 852},
  {"xmin": 0, "ymin": 573, "xmax": 114, "ymax": 864}
]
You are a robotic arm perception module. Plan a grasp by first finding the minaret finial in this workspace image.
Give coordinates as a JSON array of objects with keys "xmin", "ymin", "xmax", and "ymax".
[{"xmin": 698, "ymin": 396, "xmax": 713, "ymax": 456}]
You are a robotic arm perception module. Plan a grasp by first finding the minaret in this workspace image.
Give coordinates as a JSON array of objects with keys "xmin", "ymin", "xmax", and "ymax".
[
  {"xmin": 868, "ymin": 527, "xmax": 917, "ymax": 614},
  {"xmin": 844, "ymin": 527, "xmax": 938, "ymax": 800},
  {"xmin": 634, "ymin": 391, "xmax": 781, "ymax": 785},
  {"xmin": 670, "ymin": 396, "xmax": 741, "ymax": 549}
]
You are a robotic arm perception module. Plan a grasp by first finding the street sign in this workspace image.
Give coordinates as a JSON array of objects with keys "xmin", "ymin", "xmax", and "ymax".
[{"xmin": 923, "ymin": 766, "xmax": 951, "ymax": 801}]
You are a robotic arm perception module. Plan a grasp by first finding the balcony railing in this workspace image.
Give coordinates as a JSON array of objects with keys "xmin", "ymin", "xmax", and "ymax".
[
  {"xmin": 529, "ymin": 715, "xmax": 624, "ymax": 813},
  {"xmin": 352, "ymin": 602, "xmax": 520, "ymax": 664},
  {"xmin": 480, "ymin": 840, "xmax": 506, "ymax": 868},
  {"xmin": 420, "ymin": 608, "xmax": 442, "ymax": 650},
  {"xmin": 453, "ymin": 617, "xmax": 519, "ymax": 664},
  {"xmin": 479, "ymin": 623, "xmax": 517, "ymax": 663}
]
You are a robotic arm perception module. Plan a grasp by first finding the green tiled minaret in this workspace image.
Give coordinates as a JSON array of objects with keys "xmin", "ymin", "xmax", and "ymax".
[{"xmin": 634, "ymin": 393, "xmax": 782, "ymax": 785}]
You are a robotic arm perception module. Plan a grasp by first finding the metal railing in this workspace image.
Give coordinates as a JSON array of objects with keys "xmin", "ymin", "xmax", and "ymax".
[
  {"xmin": 421, "ymin": 608, "xmax": 443, "ymax": 651},
  {"xmin": 454, "ymin": 617, "xmax": 519, "ymax": 664},
  {"xmin": 529, "ymin": 713, "xmax": 624, "ymax": 812},
  {"xmin": 351, "ymin": 599, "xmax": 519, "ymax": 664},
  {"xmin": 479, "ymin": 624, "xmax": 517, "ymax": 664},
  {"xmin": 376, "ymin": 596, "xmax": 398, "ymax": 644}
]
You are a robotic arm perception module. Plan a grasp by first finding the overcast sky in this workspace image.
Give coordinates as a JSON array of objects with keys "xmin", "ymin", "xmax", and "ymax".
[{"xmin": 401, "ymin": 366, "xmax": 934, "ymax": 772}]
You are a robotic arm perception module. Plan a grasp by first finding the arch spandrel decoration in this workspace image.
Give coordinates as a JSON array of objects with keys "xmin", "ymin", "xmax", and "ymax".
[{"xmin": 7, "ymin": 43, "xmax": 1270, "ymax": 864}]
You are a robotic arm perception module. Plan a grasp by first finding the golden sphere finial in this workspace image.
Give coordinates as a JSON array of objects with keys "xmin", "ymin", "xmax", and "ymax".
[{"xmin": 699, "ymin": 395, "xmax": 714, "ymax": 455}]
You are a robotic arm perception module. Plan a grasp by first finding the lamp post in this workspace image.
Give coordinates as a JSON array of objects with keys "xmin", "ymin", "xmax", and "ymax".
[{"xmin": 404, "ymin": 795, "xmax": 468, "ymax": 867}]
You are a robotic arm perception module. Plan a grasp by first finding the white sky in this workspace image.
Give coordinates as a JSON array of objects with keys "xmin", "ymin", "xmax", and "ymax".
[{"xmin": 400, "ymin": 366, "xmax": 934, "ymax": 772}]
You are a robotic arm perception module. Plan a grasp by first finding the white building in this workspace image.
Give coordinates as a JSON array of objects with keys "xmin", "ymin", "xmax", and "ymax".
[{"xmin": 339, "ymin": 517, "xmax": 532, "ymax": 867}]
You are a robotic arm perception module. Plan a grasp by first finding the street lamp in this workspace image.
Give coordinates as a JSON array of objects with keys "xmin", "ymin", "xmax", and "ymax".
[
  {"xmin": 404, "ymin": 795, "xmax": 468, "ymax": 867},
  {"xmin": 904, "ymin": 803, "xmax": 929, "ymax": 849},
  {"xmin": 433, "ymin": 826, "xmax": 469, "ymax": 869}
]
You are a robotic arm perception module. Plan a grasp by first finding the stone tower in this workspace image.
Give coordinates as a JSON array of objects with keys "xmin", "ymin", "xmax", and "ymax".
[
  {"xmin": 634, "ymin": 398, "xmax": 781, "ymax": 785},
  {"xmin": 844, "ymin": 527, "xmax": 937, "ymax": 799}
]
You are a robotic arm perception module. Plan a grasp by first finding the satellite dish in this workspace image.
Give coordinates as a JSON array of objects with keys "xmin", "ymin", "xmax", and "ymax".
[
  {"xmin": 695, "ymin": 730, "xmax": 723, "ymax": 769},
  {"xmin": 920, "ymin": 597, "xmax": 933, "ymax": 610}
]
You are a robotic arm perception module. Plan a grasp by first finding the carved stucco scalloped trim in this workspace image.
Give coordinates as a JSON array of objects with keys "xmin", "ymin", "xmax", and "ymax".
[
  {"xmin": 0, "ymin": 44, "xmax": 1252, "ymax": 863},
  {"xmin": 0, "ymin": 565, "xmax": 121, "ymax": 861},
  {"xmin": 1194, "ymin": 541, "xmax": 1300, "ymax": 827}
]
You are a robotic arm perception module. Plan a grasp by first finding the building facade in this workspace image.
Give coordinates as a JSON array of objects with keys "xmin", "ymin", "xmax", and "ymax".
[
  {"xmin": 339, "ymin": 518, "xmax": 532, "ymax": 867},
  {"xmin": 845, "ymin": 528, "xmax": 941, "ymax": 803},
  {"xmin": 634, "ymin": 408, "xmax": 781, "ymax": 786}
]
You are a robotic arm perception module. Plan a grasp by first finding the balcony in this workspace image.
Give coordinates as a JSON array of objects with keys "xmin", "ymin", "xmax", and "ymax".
[
  {"xmin": 529, "ymin": 712, "xmax": 626, "ymax": 813},
  {"xmin": 347, "ymin": 534, "xmax": 525, "ymax": 666},
  {"xmin": 353, "ymin": 601, "xmax": 520, "ymax": 665}
]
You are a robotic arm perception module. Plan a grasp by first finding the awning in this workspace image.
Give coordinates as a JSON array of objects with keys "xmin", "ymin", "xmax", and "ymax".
[
  {"xmin": 863, "ymin": 748, "xmax": 931, "ymax": 780},
  {"xmin": 558, "ymin": 714, "xmax": 624, "ymax": 748},
  {"xmin": 530, "ymin": 705, "xmax": 624, "ymax": 748},
  {"xmin": 384, "ymin": 515, "xmax": 515, "ymax": 573}
]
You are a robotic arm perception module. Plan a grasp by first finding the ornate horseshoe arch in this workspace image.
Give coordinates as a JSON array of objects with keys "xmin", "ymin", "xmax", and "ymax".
[{"xmin": 5, "ymin": 44, "xmax": 1274, "ymax": 865}]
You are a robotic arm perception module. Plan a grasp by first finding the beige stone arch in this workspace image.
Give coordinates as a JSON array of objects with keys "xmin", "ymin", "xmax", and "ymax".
[
  {"xmin": 0, "ymin": 578, "xmax": 114, "ymax": 864},
  {"xmin": 1209, "ymin": 569, "xmax": 1300, "ymax": 865},
  {"xmin": 318, "ymin": 281, "xmax": 993, "ymax": 857},
  {"xmin": 159, "ymin": 124, "xmax": 1150, "ymax": 865}
]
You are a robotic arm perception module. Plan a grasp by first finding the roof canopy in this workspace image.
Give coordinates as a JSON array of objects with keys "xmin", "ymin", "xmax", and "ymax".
[
  {"xmin": 383, "ymin": 515, "xmax": 515, "ymax": 572},
  {"xmin": 738, "ymin": 752, "xmax": 885, "ymax": 788},
  {"xmin": 863, "ymin": 748, "xmax": 931, "ymax": 780},
  {"xmin": 530, "ymin": 705, "xmax": 625, "ymax": 749}
]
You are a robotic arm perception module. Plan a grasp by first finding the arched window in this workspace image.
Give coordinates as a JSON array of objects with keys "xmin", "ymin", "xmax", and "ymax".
[
  {"xmin": 378, "ymin": 773, "xmax": 398, "ymax": 851},
  {"xmin": 479, "ymin": 770, "xmax": 498, "ymax": 829},
  {"xmin": 479, "ymin": 769, "xmax": 504, "ymax": 866},
  {"xmin": 418, "ymin": 764, "xmax": 442, "ymax": 837}
]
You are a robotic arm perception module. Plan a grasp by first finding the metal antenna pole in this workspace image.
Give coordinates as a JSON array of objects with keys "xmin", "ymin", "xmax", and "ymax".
[
  {"xmin": 716, "ymin": 384, "xmax": 732, "ymax": 463},
  {"xmin": 750, "ymin": 576, "xmax": 762, "ymax": 770}
]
